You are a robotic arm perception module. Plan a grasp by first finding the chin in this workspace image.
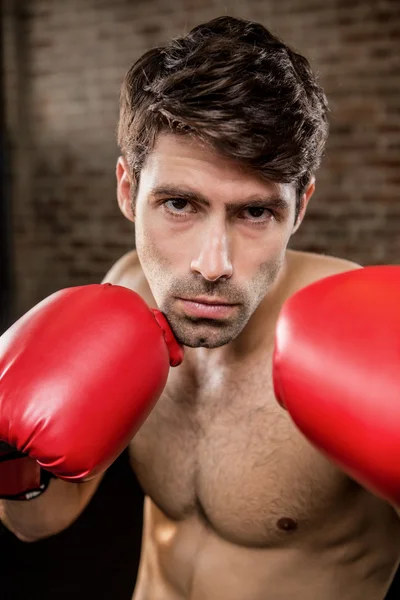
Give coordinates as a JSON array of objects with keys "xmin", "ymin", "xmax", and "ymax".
[
  {"xmin": 169, "ymin": 319, "xmax": 244, "ymax": 349},
  {"xmin": 183, "ymin": 336, "xmax": 231, "ymax": 349}
]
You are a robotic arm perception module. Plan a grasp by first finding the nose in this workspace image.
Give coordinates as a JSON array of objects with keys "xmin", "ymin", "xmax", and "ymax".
[{"xmin": 190, "ymin": 222, "xmax": 233, "ymax": 282}]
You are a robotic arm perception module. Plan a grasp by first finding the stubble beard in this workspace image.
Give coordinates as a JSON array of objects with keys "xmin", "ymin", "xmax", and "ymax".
[
  {"xmin": 159, "ymin": 258, "xmax": 284, "ymax": 349},
  {"xmin": 162, "ymin": 307, "xmax": 251, "ymax": 349}
]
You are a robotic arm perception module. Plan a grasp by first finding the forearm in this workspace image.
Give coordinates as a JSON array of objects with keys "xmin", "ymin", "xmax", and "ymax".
[{"xmin": 0, "ymin": 472, "xmax": 104, "ymax": 542}]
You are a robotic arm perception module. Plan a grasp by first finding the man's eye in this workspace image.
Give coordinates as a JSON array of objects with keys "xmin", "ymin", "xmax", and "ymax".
[
  {"xmin": 241, "ymin": 206, "xmax": 273, "ymax": 222},
  {"xmin": 164, "ymin": 198, "xmax": 193, "ymax": 215},
  {"xmin": 247, "ymin": 207, "xmax": 265, "ymax": 218}
]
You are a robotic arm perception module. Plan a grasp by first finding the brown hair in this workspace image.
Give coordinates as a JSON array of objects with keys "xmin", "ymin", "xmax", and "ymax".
[{"xmin": 118, "ymin": 16, "xmax": 329, "ymax": 217}]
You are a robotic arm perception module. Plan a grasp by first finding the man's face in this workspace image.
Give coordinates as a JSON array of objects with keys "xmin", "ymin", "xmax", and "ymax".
[{"xmin": 117, "ymin": 133, "xmax": 312, "ymax": 348}]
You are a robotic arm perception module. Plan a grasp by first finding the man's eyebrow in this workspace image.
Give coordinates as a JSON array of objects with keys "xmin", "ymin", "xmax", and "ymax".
[
  {"xmin": 225, "ymin": 196, "xmax": 290, "ymax": 211},
  {"xmin": 152, "ymin": 185, "xmax": 209, "ymax": 205},
  {"xmin": 151, "ymin": 185, "xmax": 290, "ymax": 211}
]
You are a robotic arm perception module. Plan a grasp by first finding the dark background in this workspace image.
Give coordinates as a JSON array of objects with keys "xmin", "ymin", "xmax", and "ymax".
[
  {"xmin": 1, "ymin": 0, "xmax": 399, "ymax": 598},
  {"xmin": 0, "ymin": 450, "xmax": 145, "ymax": 600}
]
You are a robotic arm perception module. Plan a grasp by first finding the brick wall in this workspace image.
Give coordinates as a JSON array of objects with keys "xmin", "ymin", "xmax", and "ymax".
[{"xmin": 2, "ymin": 0, "xmax": 400, "ymax": 316}]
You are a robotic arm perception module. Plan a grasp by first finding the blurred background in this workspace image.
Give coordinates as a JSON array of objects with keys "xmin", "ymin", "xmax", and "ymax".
[
  {"xmin": 0, "ymin": 1, "xmax": 399, "ymax": 599},
  {"xmin": 1, "ymin": 0, "xmax": 399, "ymax": 328}
]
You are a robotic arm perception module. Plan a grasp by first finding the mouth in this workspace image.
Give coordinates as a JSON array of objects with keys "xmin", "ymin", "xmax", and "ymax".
[
  {"xmin": 176, "ymin": 297, "xmax": 239, "ymax": 319},
  {"xmin": 180, "ymin": 296, "xmax": 237, "ymax": 306}
]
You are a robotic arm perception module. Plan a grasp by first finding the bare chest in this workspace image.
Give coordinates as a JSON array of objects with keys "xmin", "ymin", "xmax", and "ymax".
[{"xmin": 130, "ymin": 360, "xmax": 356, "ymax": 546}]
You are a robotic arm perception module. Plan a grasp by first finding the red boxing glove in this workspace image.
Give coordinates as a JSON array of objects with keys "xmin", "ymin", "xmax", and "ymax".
[
  {"xmin": 0, "ymin": 284, "xmax": 183, "ymax": 499},
  {"xmin": 273, "ymin": 266, "xmax": 400, "ymax": 506}
]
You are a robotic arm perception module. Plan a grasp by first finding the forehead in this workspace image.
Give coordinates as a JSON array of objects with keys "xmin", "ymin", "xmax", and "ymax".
[{"xmin": 139, "ymin": 132, "xmax": 295, "ymax": 203}]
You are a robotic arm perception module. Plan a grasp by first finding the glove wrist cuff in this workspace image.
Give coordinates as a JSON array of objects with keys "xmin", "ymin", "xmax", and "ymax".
[
  {"xmin": 151, "ymin": 309, "xmax": 184, "ymax": 367},
  {"xmin": 0, "ymin": 445, "xmax": 56, "ymax": 501}
]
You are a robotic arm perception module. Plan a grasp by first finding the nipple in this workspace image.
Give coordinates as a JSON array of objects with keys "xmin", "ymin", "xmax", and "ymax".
[{"xmin": 277, "ymin": 517, "xmax": 298, "ymax": 532}]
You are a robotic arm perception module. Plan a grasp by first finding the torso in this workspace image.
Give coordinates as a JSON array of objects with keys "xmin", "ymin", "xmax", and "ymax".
[{"xmin": 105, "ymin": 249, "xmax": 400, "ymax": 600}]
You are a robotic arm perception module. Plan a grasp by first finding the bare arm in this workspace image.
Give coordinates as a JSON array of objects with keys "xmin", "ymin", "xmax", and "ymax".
[{"xmin": 0, "ymin": 472, "xmax": 104, "ymax": 542}]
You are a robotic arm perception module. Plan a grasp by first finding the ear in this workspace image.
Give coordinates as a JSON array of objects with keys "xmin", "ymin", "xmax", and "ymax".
[
  {"xmin": 292, "ymin": 177, "xmax": 315, "ymax": 234},
  {"xmin": 116, "ymin": 156, "xmax": 136, "ymax": 223}
]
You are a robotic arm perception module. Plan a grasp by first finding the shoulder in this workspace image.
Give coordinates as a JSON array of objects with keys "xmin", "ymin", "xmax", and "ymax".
[
  {"xmin": 102, "ymin": 250, "xmax": 156, "ymax": 307},
  {"xmin": 284, "ymin": 250, "xmax": 362, "ymax": 297},
  {"xmin": 102, "ymin": 250, "xmax": 141, "ymax": 286}
]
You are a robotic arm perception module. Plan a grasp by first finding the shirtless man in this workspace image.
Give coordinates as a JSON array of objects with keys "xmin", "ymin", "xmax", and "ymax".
[{"xmin": 1, "ymin": 15, "xmax": 399, "ymax": 600}]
